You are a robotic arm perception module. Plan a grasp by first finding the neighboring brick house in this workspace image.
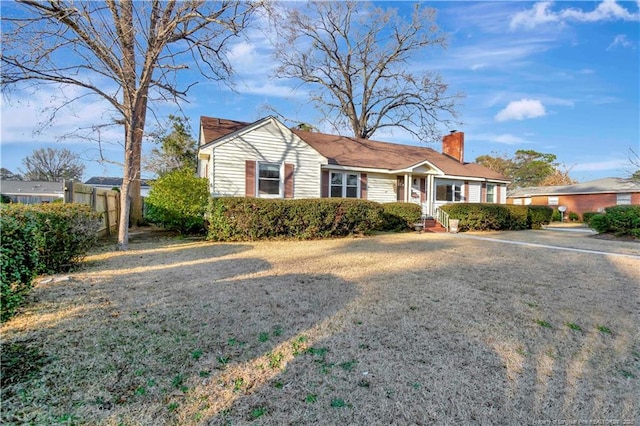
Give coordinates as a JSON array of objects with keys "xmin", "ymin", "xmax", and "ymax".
[
  {"xmin": 197, "ymin": 116, "xmax": 509, "ymax": 217},
  {"xmin": 507, "ymin": 177, "xmax": 640, "ymax": 218}
]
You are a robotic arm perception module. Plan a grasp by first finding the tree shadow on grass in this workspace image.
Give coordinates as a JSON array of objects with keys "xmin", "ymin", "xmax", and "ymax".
[
  {"xmin": 199, "ymin": 239, "xmax": 639, "ymax": 425},
  {"xmin": 0, "ymin": 240, "xmax": 359, "ymax": 425}
]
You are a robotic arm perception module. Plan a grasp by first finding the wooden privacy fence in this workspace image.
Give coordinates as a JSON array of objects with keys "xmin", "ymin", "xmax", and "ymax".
[{"xmin": 64, "ymin": 181, "xmax": 120, "ymax": 237}]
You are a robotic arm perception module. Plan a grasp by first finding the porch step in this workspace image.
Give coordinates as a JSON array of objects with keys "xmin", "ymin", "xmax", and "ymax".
[{"xmin": 423, "ymin": 218, "xmax": 447, "ymax": 233}]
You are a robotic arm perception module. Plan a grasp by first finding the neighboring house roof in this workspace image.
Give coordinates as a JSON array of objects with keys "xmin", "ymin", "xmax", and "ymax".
[
  {"xmin": 199, "ymin": 115, "xmax": 509, "ymax": 182},
  {"xmin": 0, "ymin": 180, "xmax": 64, "ymax": 196},
  {"xmin": 507, "ymin": 177, "xmax": 640, "ymax": 197},
  {"xmin": 85, "ymin": 177, "xmax": 151, "ymax": 187}
]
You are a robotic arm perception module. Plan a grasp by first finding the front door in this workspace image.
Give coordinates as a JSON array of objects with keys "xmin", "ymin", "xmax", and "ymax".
[{"xmin": 410, "ymin": 178, "xmax": 422, "ymax": 204}]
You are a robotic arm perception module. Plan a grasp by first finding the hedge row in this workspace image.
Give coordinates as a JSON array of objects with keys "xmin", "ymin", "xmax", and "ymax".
[
  {"xmin": 440, "ymin": 203, "xmax": 553, "ymax": 231},
  {"xmin": 379, "ymin": 202, "xmax": 423, "ymax": 232},
  {"xmin": 207, "ymin": 198, "xmax": 384, "ymax": 241},
  {"xmin": 0, "ymin": 204, "xmax": 102, "ymax": 321},
  {"xmin": 589, "ymin": 205, "xmax": 640, "ymax": 238}
]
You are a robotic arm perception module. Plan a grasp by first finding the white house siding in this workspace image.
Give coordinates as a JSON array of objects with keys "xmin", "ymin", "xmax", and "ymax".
[
  {"xmin": 468, "ymin": 182, "xmax": 481, "ymax": 203},
  {"xmin": 366, "ymin": 173, "xmax": 397, "ymax": 203},
  {"xmin": 499, "ymin": 184, "xmax": 507, "ymax": 204},
  {"xmin": 210, "ymin": 121, "xmax": 325, "ymax": 198}
]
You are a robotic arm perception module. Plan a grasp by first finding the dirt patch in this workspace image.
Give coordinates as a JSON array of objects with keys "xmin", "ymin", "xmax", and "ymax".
[{"xmin": 2, "ymin": 232, "xmax": 638, "ymax": 425}]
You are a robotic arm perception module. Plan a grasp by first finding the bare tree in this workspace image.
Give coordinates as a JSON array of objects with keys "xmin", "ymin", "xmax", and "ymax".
[
  {"xmin": 0, "ymin": 168, "xmax": 23, "ymax": 181},
  {"xmin": 19, "ymin": 148, "xmax": 85, "ymax": 182},
  {"xmin": 539, "ymin": 166, "xmax": 577, "ymax": 186},
  {"xmin": 270, "ymin": 1, "xmax": 461, "ymax": 141},
  {"xmin": 1, "ymin": 0, "xmax": 257, "ymax": 249}
]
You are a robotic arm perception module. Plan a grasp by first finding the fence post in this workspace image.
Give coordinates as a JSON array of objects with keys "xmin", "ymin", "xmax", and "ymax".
[
  {"xmin": 64, "ymin": 180, "xmax": 74, "ymax": 204},
  {"xmin": 104, "ymin": 192, "xmax": 111, "ymax": 236},
  {"xmin": 91, "ymin": 187, "xmax": 97, "ymax": 209}
]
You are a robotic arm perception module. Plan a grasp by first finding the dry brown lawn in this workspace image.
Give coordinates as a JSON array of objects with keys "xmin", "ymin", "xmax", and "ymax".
[{"xmin": 2, "ymin": 230, "xmax": 639, "ymax": 425}]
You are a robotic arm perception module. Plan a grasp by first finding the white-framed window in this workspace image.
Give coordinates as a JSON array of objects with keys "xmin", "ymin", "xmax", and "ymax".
[
  {"xmin": 617, "ymin": 193, "xmax": 631, "ymax": 205},
  {"xmin": 524, "ymin": 197, "xmax": 532, "ymax": 205},
  {"xmin": 436, "ymin": 181, "xmax": 463, "ymax": 202},
  {"xmin": 548, "ymin": 196, "xmax": 559, "ymax": 206},
  {"xmin": 258, "ymin": 162, "xmax": 282, "ymax": 198},
  {"xmin": 513, "ymin": 198, "xmax": 522, "ymax": 205},
  {"xmin": 330, "ymin": 172, "xmax": 359, "ymax": 198},
  {"xmin": 486, "ymin": 184, "xmax": 496, "ymax": 203}
]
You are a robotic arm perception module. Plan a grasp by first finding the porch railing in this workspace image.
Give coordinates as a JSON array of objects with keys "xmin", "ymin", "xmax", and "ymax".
[{"xmin": 435, "ymin": 207, "xmax": 450, "ymax": 232}]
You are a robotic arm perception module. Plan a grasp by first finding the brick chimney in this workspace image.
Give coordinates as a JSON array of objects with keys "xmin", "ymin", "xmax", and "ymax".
[{"xmin": 442, "ymin": 131, "xmax": 464, "ymax": 163}]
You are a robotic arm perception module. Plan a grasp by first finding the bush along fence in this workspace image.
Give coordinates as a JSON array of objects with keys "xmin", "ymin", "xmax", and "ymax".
[
  {"xmin": 65, "ymin": 181, "xmax": 120, "ymax": 237},
  {"xmin": 1, "ymin": 203, "xmax": 102, "ymax": 321}
]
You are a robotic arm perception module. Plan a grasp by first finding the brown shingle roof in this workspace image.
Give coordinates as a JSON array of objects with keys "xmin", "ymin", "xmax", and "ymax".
[
  {"xmin": 292, "ymin": 130, "xmax": 507, "ymax": 180},
  {"xmin": 200, "ymin": 116, "xmax": 251, "ymax": 145},
  {"xmin": 200, "ymin": 116, "xmax": 509, "ymax": 181}
]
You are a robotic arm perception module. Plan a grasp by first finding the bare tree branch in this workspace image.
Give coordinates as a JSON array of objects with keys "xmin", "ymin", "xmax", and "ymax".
[
  {"xmin": 2, "ymin": 0, "xmax": 259, "ymax": 248},
  {"xmin": 270, "ymin": 1, "xmax": 462, "ymax": 142}
]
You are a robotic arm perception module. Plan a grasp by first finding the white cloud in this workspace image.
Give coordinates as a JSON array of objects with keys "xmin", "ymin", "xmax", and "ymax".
[
  {"xmin": 607, "ymin": 34, "xmax": 634, "ymax": 50},
  {"xmin": 510, "ymin": 0, "xmax": 640, "ymax": 29},
  {"xmin": 1, "ymin": 86, "xmax": 121, "ymax": 145},
  {"xmin": 572, "ymin": 159, "xmax": 629, "ymax": 171},
  {"xmin": 510, "ymin": 2, "xmax": 560, "ymax": 29},
  {"xmin": 473, "ymin": 133, "xmax": 529, "ymax": 145},
  {"xmin": 493, "ymin": 134, "xmax": 527, "ymax": 145},
  {"xmin": 495, "ymin": 99, "xmax": 546, "ymax": 122},
  {"xmin": 561, "ymin": 0, "xmax": 639, "ymax": 22}
]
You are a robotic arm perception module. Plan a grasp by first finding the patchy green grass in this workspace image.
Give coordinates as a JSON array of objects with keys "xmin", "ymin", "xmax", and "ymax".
[{"xmin": 2, "ymin": 231, "xmax": 638, "ymax": 424}]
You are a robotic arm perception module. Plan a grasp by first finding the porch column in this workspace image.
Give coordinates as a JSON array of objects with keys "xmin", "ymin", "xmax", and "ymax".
[
  {"xmin": 405, "ymin": 174, "xmax": 411, "ymax": 202},
  {"xmin": 427, "ymin": 174, "xmax": 435, "ymax": 216}
]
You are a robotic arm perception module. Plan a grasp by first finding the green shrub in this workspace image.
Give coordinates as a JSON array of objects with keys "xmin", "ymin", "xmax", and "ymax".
[
  {"xmin": 440, "ymin": 203, "xmax": 541, "ymax": 231},
  {"xmin": 581, "ymin": 211, "xmax": 599, "ymax": 225},
  {"xmin": 440, "ymin": 204, "xmax": 506, "ymax": 231},
  {"xmin": 568, "ymin": 212, "xmax": 580, "ymax": 222},
  {"xmin": 527, "ymin": 205, "xmax": 553, "ymax": 229},
  {"xmin": 11, "ymin": 204, "xmax": 102, "ymax": 274},
  {"xmin": 207, "ymin": 198, "xmax": 383, "ymax": 241},
  {"xmin": 588, "ymin": 213, "xmax": 608, "ymax": 233},
  {"xmin": 589, "ymin": 205, "xmax": 640, "ymax": 237},
  {"xmin": 505, "ymin": 205, "xmax": 529, "ymax": 230},
  {"xmin": 0, "ymin": 203, "xmax": 101, "ymax": 321},
  {"xmin": 0, "ymin": 211, "xmax": 38, "ymax": 321},
  {"xmin": 551, "ymin": 209, "xmax": 562, "ymax": 222},
  {"xmin": 379, "ymin": 202, "xmax": 422, "ymax": 231},
  {"xmin": 145, "ymin": 169, "xmax": 209, "ymax": 234}
]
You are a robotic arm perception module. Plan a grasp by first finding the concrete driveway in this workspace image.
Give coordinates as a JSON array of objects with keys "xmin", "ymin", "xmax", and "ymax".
[{"xmin": 455, "ymin": 228, "xmax": 640, "ymax": 259}]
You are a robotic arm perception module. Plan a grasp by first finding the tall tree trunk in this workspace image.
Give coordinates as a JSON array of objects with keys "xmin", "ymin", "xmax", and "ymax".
[
  {"xmin": 117, "ymin": 0, "xmax": 137, "ymax": 249},
  {"xmin": 129, "ymin": 88, "xmax": 149, "ymax": 227}
]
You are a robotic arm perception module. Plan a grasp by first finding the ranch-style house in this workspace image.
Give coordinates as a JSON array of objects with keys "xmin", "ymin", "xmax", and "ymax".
[{"xmin": 197, "ymin": 116, "xmax": 509, "ymax": 217}]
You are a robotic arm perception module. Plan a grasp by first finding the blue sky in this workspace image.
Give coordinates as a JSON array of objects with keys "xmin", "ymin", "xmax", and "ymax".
[{"xmin": 1, "ymin": 0, "xmax": 639, "ymax": 183}]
